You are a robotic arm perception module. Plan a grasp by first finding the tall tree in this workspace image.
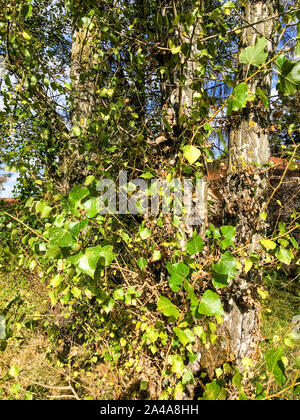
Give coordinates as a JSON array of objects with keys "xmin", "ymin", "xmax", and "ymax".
[{"xmin": 222, "ymin": 0, "xmax": 280, "ymax": 364}]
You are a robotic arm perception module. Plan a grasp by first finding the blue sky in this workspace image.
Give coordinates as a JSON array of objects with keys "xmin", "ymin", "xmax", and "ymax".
[{"xmin": 0, "ymin": 172, "xmax": 18, "ymax": 198}]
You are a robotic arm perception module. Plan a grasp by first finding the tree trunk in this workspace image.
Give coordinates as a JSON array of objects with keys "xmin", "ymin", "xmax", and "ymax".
[
  {"xmin": 62, "ymin": 8, "xmax": 99, "ymax": 194},
  {"xmin": 160, "ymin": 0, "xmax": 208, "ymax": 237},
  {"xmin": 222, "ymin": 0, "xmax": 279, "ymax": 365}
]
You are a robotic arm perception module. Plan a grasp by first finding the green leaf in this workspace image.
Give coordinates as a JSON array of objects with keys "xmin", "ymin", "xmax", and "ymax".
[
  {"xmin": 9, "ymin": 365, "xmax": 19, "ymax": 378},
  {"xmin": 140, "ymin": 380, "xmax": 148, "ymax": 391},
  {"xmin": 168, "ymin": 355, "xmax": 184, "ymax": 375},
  {"xmin": 276, "ymin": 247, "xmax": 293, "ymax": 265},
  {"xmin": 41, "ymin": 205, "xmax": 52, "ymax": 219},
  {"xmin": 157, "ymin": 296, "xmax": 180, "ymax": 319},
  {"xmin": 49, "ymin": 227, "xmax": 75, "ymax": 247},
  {"xmin": 83, "ymin": 197, "xmax": 101, "ymax": 218},
  {"xmin": 244, "ymin": 258, "xmax": 253, "ymax": 274},
  {"xmin": 183, "ymin": 280, "xmax": 199, "ymax": 317},
  {"xmin": 76, "ymin": 251, "xmax": 98, "ymax": 278},
  {"xmin": 167, "ymin": 262, "xmax": 190, "ymax": 292},
  {"xmin": 45, "ymin": 245, "xmax": 61, "ymax": 259},
  {"xmin": 152, "ymin": 250, "xmax": 161, "ymax": 262},
  {"xmin": 50, "ymin": 274, "xmax": 63, "ymax": 288},
  {"xmin": 256, "ymin": 88, "xmax": 269, "ymax": 110},
  {"xmin": 68, "ymin": 185, "xmax": 90, "ymax": 207},
  {"xmin": 198, "ymin": 290, "xmax": 224, "ymax": 316},
  {"xmin": 277, "ymin": 55, "xmax": 300, "ymax": 96},
  {"xmin": 69, "ymin": 219, "xmax": 88, "ymax": 237},
  {"xmin": 227, "ymin": 82, "xmax": 248, "ymax": 115},
  {"xmin": 173, "ymin": 327, "xmax": 195, "ymax": 347},
  {"xmin": 185, "ymin": 234, "xmax": 205, "ymax": 255},
  {"xmin": 71, "ymin": 246, "xmax": 116, "ymax": 278},
  {"xmin": 72, "ymin": 287, "xmax": 81, "ymax": 298},
  {"xmin": 220, "ymin": 226, "xmax": 236, "ymax": 250},
  {"xmin": 84, "ymin": 175, "xmax": 95, "ymax": 185},
  {"xmin": 169, "ymin": 39, "xmax": 181, "ymax": 55},
  {"xmin": 182, "ymin": 370, "xmax": 194, "ymax": 385},
  {"xmin": 97, "ymin": 245, "xmax": 117, "ymax": 266},
  {"xmin": 212, "ymin": 251, "xmax": 237, "ymax": 289},
  {"xmin": 182, "ymin": 145, "xmax": 201, "ymax": 165},
  {"xmin": 23, "ymin": 4, "xmax": 33, "ymax": 19},
  {"xmin": 239, "ymin": 37, "xmax": 268, "ymax": 67},
  {"xmin": 72, "ymin": 126, "xmax": 81, "ymax": 136},
  {"xmin": 232, "ymin": 371, "xmax": 242, "ymax": 390},
  {"xmin": 139, "ymin": 226, "xmax": 151, "ymax": 240},
  {"xmin": 295, "ymin": 23, "xmax": 300, "ymax": 58},
  {"xmin": 137, "ymin": 257, "xmax": 147, "ymax": 270},
  {"xmin": 265, "ymin": 348, "xmax": 286, "ymax": 387},
  {"xmin": 199, "ymin": 379, "xmax": 228, "ymax": 400},
  {"xmin": 260, "ymin": 239, "xmax": 277, "ymax": 251}
]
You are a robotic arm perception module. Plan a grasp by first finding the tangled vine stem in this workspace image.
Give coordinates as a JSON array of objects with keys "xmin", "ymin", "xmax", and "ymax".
[{"xmin": 261, "ymin": 382, "xmax": 300, "ymax": 400}]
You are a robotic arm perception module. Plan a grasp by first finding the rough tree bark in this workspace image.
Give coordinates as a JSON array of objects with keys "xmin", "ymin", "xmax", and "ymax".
[
  {"xmin": 160, "ymin": 0, "xmax": 208, "ymax": 236},
  {"xmin": 62, "ymin": 23, "xmax": 96, "ymax": 193},
  {"xmin": 221, "ymin": 0, "xmax": 280, "ymax": 365}
]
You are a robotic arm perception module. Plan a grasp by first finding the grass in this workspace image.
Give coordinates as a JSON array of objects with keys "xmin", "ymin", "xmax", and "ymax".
[
  {"xmin": 254, "ymin": 270, "xmax": 300, "ymax": 399},
  {"xmin": 0, "ymin": 269, "xmax": 116, "ymax": 400}
]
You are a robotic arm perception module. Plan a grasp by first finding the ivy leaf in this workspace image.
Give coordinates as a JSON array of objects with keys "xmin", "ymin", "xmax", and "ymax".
[
  {"xmin": 227, "ymin": 82, "xmax": 248, "ymax": 115},
  {"xmin": 22, "ymin": 30, "xmax": 32, "ymax": 40},
  {"xmin": 96, "ymin": 245, "xmax": 117, "ymax": 266},
  {"xmin": 182, "ymin": 370, "xmax": 194, "ymax": 385},
  {"xmin": 49, "ymin": 227, "xmax": 75, "ymax": 248},
  {"xmin": 68, "ymin": 185, "xmax": 90, "ymax": 208},
  {"xmin": 276, "ymin": 247, "xmax": 293, "ymax": 265},
  {"xmin": 23, "ymin": 4, "xmax": 33, "ymax": 19},
  {"xmin": 277, "ymin": 55, "xmax": 300, "ymax": 96},
  {"xmin": 295, "ymin": 23, "xmax": 300, "ymax": 58},
  {"xmin": 185, "ymin": 234, "xmax": 205, "ymax": 255},
  {"xmin": 244, "ymin": 258, "xmax": 253, "ymax": 274},
  {"xmin": 183, "ymin": 280, "xmax": 199, "ymax": 317},
  {"xmin": 173, "ymin": 327, "xmax": 195, "ymax": 347},
  {"xmin": 265, "ymin": 348, "xmax": 286, "ymax": 387},
  {"xmin": 220, "ymin": 226, "xmax": 236, "ymax": 250},
  {"xmin": 69, "ymin": 219, "xmax": 88, "ymax": 237},
  {"xmin": 182, "ymin": 145, "xmax": 201, "ymax": 165},
  {"xmin": 239, "ymin": 37, "xmax": 268, "ymax": 67},
  {"xmin": 139, "ymin": 226, "xmax": 151, "ymax": 240},
  {"xmin": 168, "ymin": 39, "xmax": 181, "ymax": 55},
  {"xmin": 157, "ymin": 296, "xmax": 180, "ymax": 319},
  {"xmin": 212, "ymin": 251, "xmax": 237, "ymax": 289},
  {"xmin": 214, "ymin": 251, "xmax": 237, "ymax": 276},
  {"xmin": 199, "ymin": 379, "xmax": 228, "ymax": 400},
  {"xmin": 83, "ymin": 197, "xmax": 101, "ymax": 218},
  {"xmin": 198, "ymin": 290, "xmax": 224, "ymax": 316},
  {"xmin": 260, "ymin": 239, "xmax": 277, "ymax": 251},
  {"xmin": 41, "ymin": 205, "xmax": 52, "ymax": 219},
  {"xmin": 167, "ymin": 262, "xmax": 190, "ymax": 292},
  {"xmin": 9, "ymin": 365, "xmax": 19, "ymax": 378},
  {"xmin": 76, "ymin": 250, "xmax": 99, "ymax": 278},
  {"xmin": 137, "ymin": 257, "xmax": 147, "ymax": 270},
  {"xmin": 286, "ymin": 61, "xmax": 300, "ymax": 84},
  {"xmin": 70, "ymin": 246, "xmax": 116, "ymax": 278},
  {"xmin": 256, "ymin": 88, "xmax": 269, "ymax": 110}
]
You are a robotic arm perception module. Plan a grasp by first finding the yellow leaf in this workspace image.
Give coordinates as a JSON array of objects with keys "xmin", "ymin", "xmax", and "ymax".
[
  {"xmin": 244, "ymin": 258, "xmax": 253, "ymax": 273},
  {"xmin": 257, "ymin": 287, "xmax": 268, "ymax": 300},
  {"xmin": 22, "ymin": 30, "xmax": 32, "ymax": 40}
]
